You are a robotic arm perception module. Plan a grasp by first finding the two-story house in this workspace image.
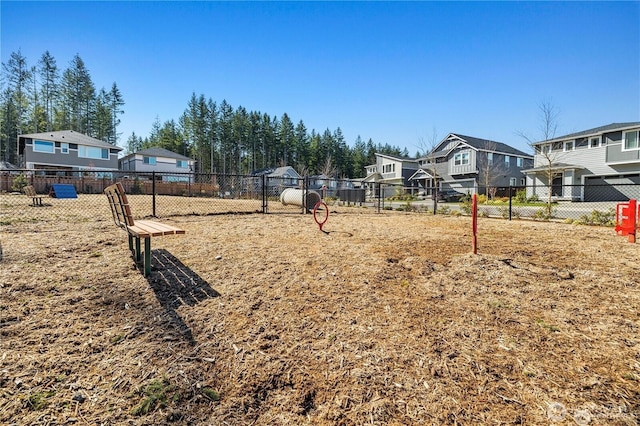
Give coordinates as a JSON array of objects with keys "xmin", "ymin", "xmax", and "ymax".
[
  {"xmin": 17, "ymin": 130, "xmax": 122, "ymax": 174},
  {"xmin": 523, "ymin": 122, "xmax": 640, "ymax": 201},
  {"xmin": 362, "ymin": 153, "xmax": 419, "ymax": 198},
  {"xmin": 411, "ymin": 133, "xmax": 533, "ymax": 197},
  {"xmin": 119, "ymin": 147, "xmax": 194, "ymax": 182}
]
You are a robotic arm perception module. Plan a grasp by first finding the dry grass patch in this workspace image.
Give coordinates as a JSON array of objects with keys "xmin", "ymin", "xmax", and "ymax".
[{"xmin": 0, "ymin": 210, "xmax": 638, "ymax": 425}]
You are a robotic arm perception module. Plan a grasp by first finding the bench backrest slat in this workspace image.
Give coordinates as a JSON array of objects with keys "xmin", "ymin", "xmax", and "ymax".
[
  {"xmin": 104, "ymin": 182, "xmax": 135, "ymax": 229},
  {"xmin": 23, "ymin": 185, "xmax": 37, "ymax": 197}
]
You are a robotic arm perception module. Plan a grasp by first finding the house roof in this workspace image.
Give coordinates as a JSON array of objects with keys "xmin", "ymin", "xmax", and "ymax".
[
  {"xmin": 408, "ymin": 168, "xmax": 434, "ymax": 181},
  {"xmin": 19, "ymin": 130, "xmax": 122, "ymax": 150},
  {"xmin": 268, "ymin": 166, "xmax": 301, "ymax": 178},
  {"xmin": 375, "ymin": 153, "xmax": 417, "ymax": 162},
  {"xmin": 450, "ymin": 133, "xmax": 532, "ymax": 158},
  {"xmin": 0, "ymin": 161, "xmax": 19, "ymax": 170},
  {"xmin": 362, "ymin": 172, "xmax": 382, "ymax": 183},
  {"xmin": 132, "ymin": 147, "xmax": 192, "ymax": 161},
  {"xmin": 522, "ymin": 162, "xmax": 585, "ymax": 174},
  {"xmin": 423, "ymin": 133, "xmax": 532, "ymax": 160},
  {"xmin": 534, "ymin": 122, "xmax": 640, "ymax": 145}
]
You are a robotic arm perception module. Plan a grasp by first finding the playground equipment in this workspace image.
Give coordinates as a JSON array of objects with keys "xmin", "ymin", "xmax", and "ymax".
[
  {"xmin": 49, "ymin": 184, "xmax": 78, "ymax": 198},
  {"xmin": 280, "ymin": 188, "xmax": 321, "ymax": 210},
  {"xmin": 472, "ymin": 193, "xmax": 478, "ymax": 254},
  {"xmin": 615, "ymin": 199, "xmax": 639, "ymax": 243},
  {"xmin": 313, "ymin": 201, "xmax": 329, "ymax": 232}
]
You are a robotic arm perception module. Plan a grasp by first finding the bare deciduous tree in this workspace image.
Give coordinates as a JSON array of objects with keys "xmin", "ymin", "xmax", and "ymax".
[
  {"xmin": 417, "ymin": 127, "xmax": 441, "ymax": 213},
  {"xmin": 476, "ymin": 141, "xmax": 507, "ymax": 203},
  {"xmin": 320, "ymin": 155, "xmax": 338, "ymax": 178},
  {"xmin": 517, "ymin": 99, "xmax": 561, "ymax": 216}
]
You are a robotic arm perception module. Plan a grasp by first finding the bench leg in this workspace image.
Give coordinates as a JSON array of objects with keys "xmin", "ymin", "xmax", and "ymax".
[
  {"xmin": 143, "ymin": 237, "xmax": 151, "ymax": 277},
  {"xmin": 135, "ymin": 237, "xmax": 142, "ymax": 264},
  {"xmin": 127, "ymin": 234, "xmax": 135, "ymax": 256}
]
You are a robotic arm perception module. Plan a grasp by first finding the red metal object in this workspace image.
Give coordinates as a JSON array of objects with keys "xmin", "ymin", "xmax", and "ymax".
[
  {"xmin": 472, "ymin": 193, "xmax": 478, "ymax": 254},
  {"xmin": 615, "ymin": 199, "xmax": 637, "ymax": 243},
  {"xmin": 313, "ymin": 201, "xmax": 329, "ymax": 232}
]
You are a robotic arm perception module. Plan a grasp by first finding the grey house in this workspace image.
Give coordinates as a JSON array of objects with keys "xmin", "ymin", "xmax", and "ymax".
[
  {"xmin": 362, "ymin": 153, "xmax": 419, "ymax": 197},
  {"xmin": 523, "ymin": 122, "xmax": 640, "ymax": 201},
  {"xmin": 411, "ymin": 133, "xmax": 533, "ymax": 197},
  {"xmin": 119, "ymin": 147, "xmax": 194, "ymax": 182},
  {"xmin": 18, "ymin": 130, "xmax": 122, "ymax": 173}
]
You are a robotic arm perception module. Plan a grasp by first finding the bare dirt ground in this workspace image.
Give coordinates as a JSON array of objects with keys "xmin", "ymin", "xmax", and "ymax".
[{"xmin": 1, "ymin": 204, "xmax": 639, "ymax": 425}]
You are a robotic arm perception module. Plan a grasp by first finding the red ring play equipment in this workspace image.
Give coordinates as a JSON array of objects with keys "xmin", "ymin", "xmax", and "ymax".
[{"xmin": 313, "ymin": 201, "xmax": 329, "ymax": 231}]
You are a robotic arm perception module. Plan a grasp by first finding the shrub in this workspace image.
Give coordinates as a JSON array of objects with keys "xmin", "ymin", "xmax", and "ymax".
[
  {"xmin": 575, "ymin": 208, "xmax": 616, "ymax": 226},
  {"xmin": 533, "ymin": 206, "xmax": 555, "ymax": 220},
  {"xmin": 515, "ymin": 189, "xmax": 527, "ymax": 204},
  {"xmin": 11, "ymin": 173, "xmax": 28, "ymax": 192},
  {"xmin": 498, "ymin": 206, "xmax": 509, "ymax": 219},
  {"xmin": 437, "ymin": 205, "xmax": 451, "ymax": 215}
]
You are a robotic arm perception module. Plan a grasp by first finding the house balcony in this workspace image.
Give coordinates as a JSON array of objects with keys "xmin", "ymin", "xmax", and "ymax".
[{"xmin": 449, "ymin": 164, "xmax": 477, "ymax": 176}]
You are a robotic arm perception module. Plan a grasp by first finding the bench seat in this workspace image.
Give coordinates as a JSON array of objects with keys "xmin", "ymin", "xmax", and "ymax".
[
  {"xmin": 104, "ymin": 183, "xmax": 185, "ymax": 276},
  {"xmin": 23, "ymin": 185, "xmax": 44, "ymax": 206}
]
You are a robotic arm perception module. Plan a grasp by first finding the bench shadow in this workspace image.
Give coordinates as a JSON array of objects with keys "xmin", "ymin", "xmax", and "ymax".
[{"xmin": 146, "ymin": 249, "xmax": 220, "ymax": 345}]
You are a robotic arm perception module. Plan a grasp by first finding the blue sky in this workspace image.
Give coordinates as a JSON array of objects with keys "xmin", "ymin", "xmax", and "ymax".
[{"xmin": 2, "ymin": 1, "xmax": 639, "ymax": 155}]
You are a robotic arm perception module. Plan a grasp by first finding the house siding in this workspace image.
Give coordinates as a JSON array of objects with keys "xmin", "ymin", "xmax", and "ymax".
[
  {"xmin": 528, "ymin": 123, "xmax": 640, "ymax": 201},
  {"xmin": 123, "ymin": 155, "xmax": 191, "ymax": 174},
  {"xmin": 24, "ymin": 140, "xmax": 119, "ymax": 170}
]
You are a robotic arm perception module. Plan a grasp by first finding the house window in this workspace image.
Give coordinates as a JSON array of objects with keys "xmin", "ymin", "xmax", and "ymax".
[
  {"xmin": 520, "ymin": 178, "xmax": 526, "ymax": 186},
  {"xmin": 33, "ymin": 140, "xmax": 54, "ymax": 153},
  {"xmin": 78, "ymin": 146, "xmax": 109, "ymax": 159},
  {"xmin": 454, "ymin": 151, "xmax": 470, "ymax": 166},
  {"xmin": 143, "ymin": 156, "xmax": 157, "ymax": 165},
  {"xmin": 504, "ymin": 155, "xmax": 510, "ymax": 166},
  {"xmin": 487, "ymin": 153, "xmax": 493, "ymax": 165},
  {"xmin": 590, "ymin": 137, "xmax": 600, "ymax": 148},
  {"xmin": 623, "ymin": 130, "xmax": 639, "ymax": 150},
  {"xmin": 552, "ymin": 142, "xmax": 563, "ymax": 151},
  {"xmin": 576, "ymin": 138, "xmax": 588, "ymax": 149},
  {"xmin": 176, "ymin": 160, "xmax": 188, "ymax": 168},
  {"xmin": 516, "ymin": 157, "xmax": 523, "ymax": 167},
  {"xmin": 509, "ymin": 177, "xmax": 517, "ymax": 186},
  {"xmin": 61, "ymin": 143, "xmax": 69, "ymax": 154},
  {"xmin": 382, "ymin": 164, "xmax": 396, "ymax": 173},
  {"xmin": 564, "ymin": 141, "xmax": 574, "ymax": 151}
]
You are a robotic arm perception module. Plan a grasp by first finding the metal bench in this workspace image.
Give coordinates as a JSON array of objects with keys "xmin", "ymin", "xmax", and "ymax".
[
  {"xmin": 23, "ymin": 185, "xmax": 44, "ymax": 206},
  {"xmin": 104, "ymin": 182, "xmax": 185, "ymax": 276}
]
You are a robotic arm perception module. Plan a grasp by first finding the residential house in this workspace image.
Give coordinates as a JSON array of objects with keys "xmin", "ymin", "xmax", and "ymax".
[
  {"xmin": 250, "ymin": 166, "xmax": 302, "ymax": 196},
  {"xmin": 17, "ymin": 130, "xmax": 122, "ymax": 174},
  {"xmin": 119, "ymin": 147, "xmax": 194, "ymax": 182},
  {"xmin": 411, "ymin": 133, "xmax": 533, "ymax": 197},
  {"xmin": 362, "ymin": 153, "xmax": 419, "ymax": 198},
  {"xmin": 523, "ymin": 122, "xmax": 640, "ymax": 201}
]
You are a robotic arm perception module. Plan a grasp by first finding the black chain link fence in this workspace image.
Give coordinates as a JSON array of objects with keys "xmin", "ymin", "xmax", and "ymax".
[{"xmin": 2, "ymin": 170, "xmax": 639, "ymax": 229}]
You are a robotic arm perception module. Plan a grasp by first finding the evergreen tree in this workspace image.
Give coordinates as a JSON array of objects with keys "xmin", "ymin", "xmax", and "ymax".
[
  {"xmin": 125, "ymin": 131, "xmax": 142, "ymax": 154},
  {"xmin": 2, "ymin": 50, "xmax": 31, "ymax": 163},
  {"xmin": 108, "ymin": 82, "xmax": 124, "ymax": 145},
  {"xmin": 93, "ymin": 88, "xmax": 112, "ymax": 142},
  {"xmin": 38, "ymin": 51, "xmax": 58, "ymax": 131},
  {"xmin": 278, "ymin": 113, "xmax": 295, "ymax": 166}
]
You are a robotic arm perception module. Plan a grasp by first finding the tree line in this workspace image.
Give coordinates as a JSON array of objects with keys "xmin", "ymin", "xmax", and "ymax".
[
  {"xmin": 1, "ymin": 50, "xmax": 408, "ymax": 178},
  {"xmin": 1, "ymin": 50, "xmax": 124, "ymax": 163}
]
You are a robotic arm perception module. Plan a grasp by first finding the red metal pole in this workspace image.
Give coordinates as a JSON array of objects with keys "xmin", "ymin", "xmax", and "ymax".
[
  {"xmin": 629, "ymin": 199, "xmax": 637, "ymax": 243},
  {"xmin": 472, "ymin": 193, "xmax": 478, "ymax": 254}
]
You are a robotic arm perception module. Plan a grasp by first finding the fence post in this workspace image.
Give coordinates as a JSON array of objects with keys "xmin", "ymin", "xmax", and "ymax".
[
  {"xmin": 152, "ymin": 171, "xmax": 156, "ymax": 217},
  {"xmin": 508, "ymin": 185, "xmax": 513, "ymax": 221},
  {"xmin": 262, "ymin": 174, "xmax": 267, "ymax": 214}
]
